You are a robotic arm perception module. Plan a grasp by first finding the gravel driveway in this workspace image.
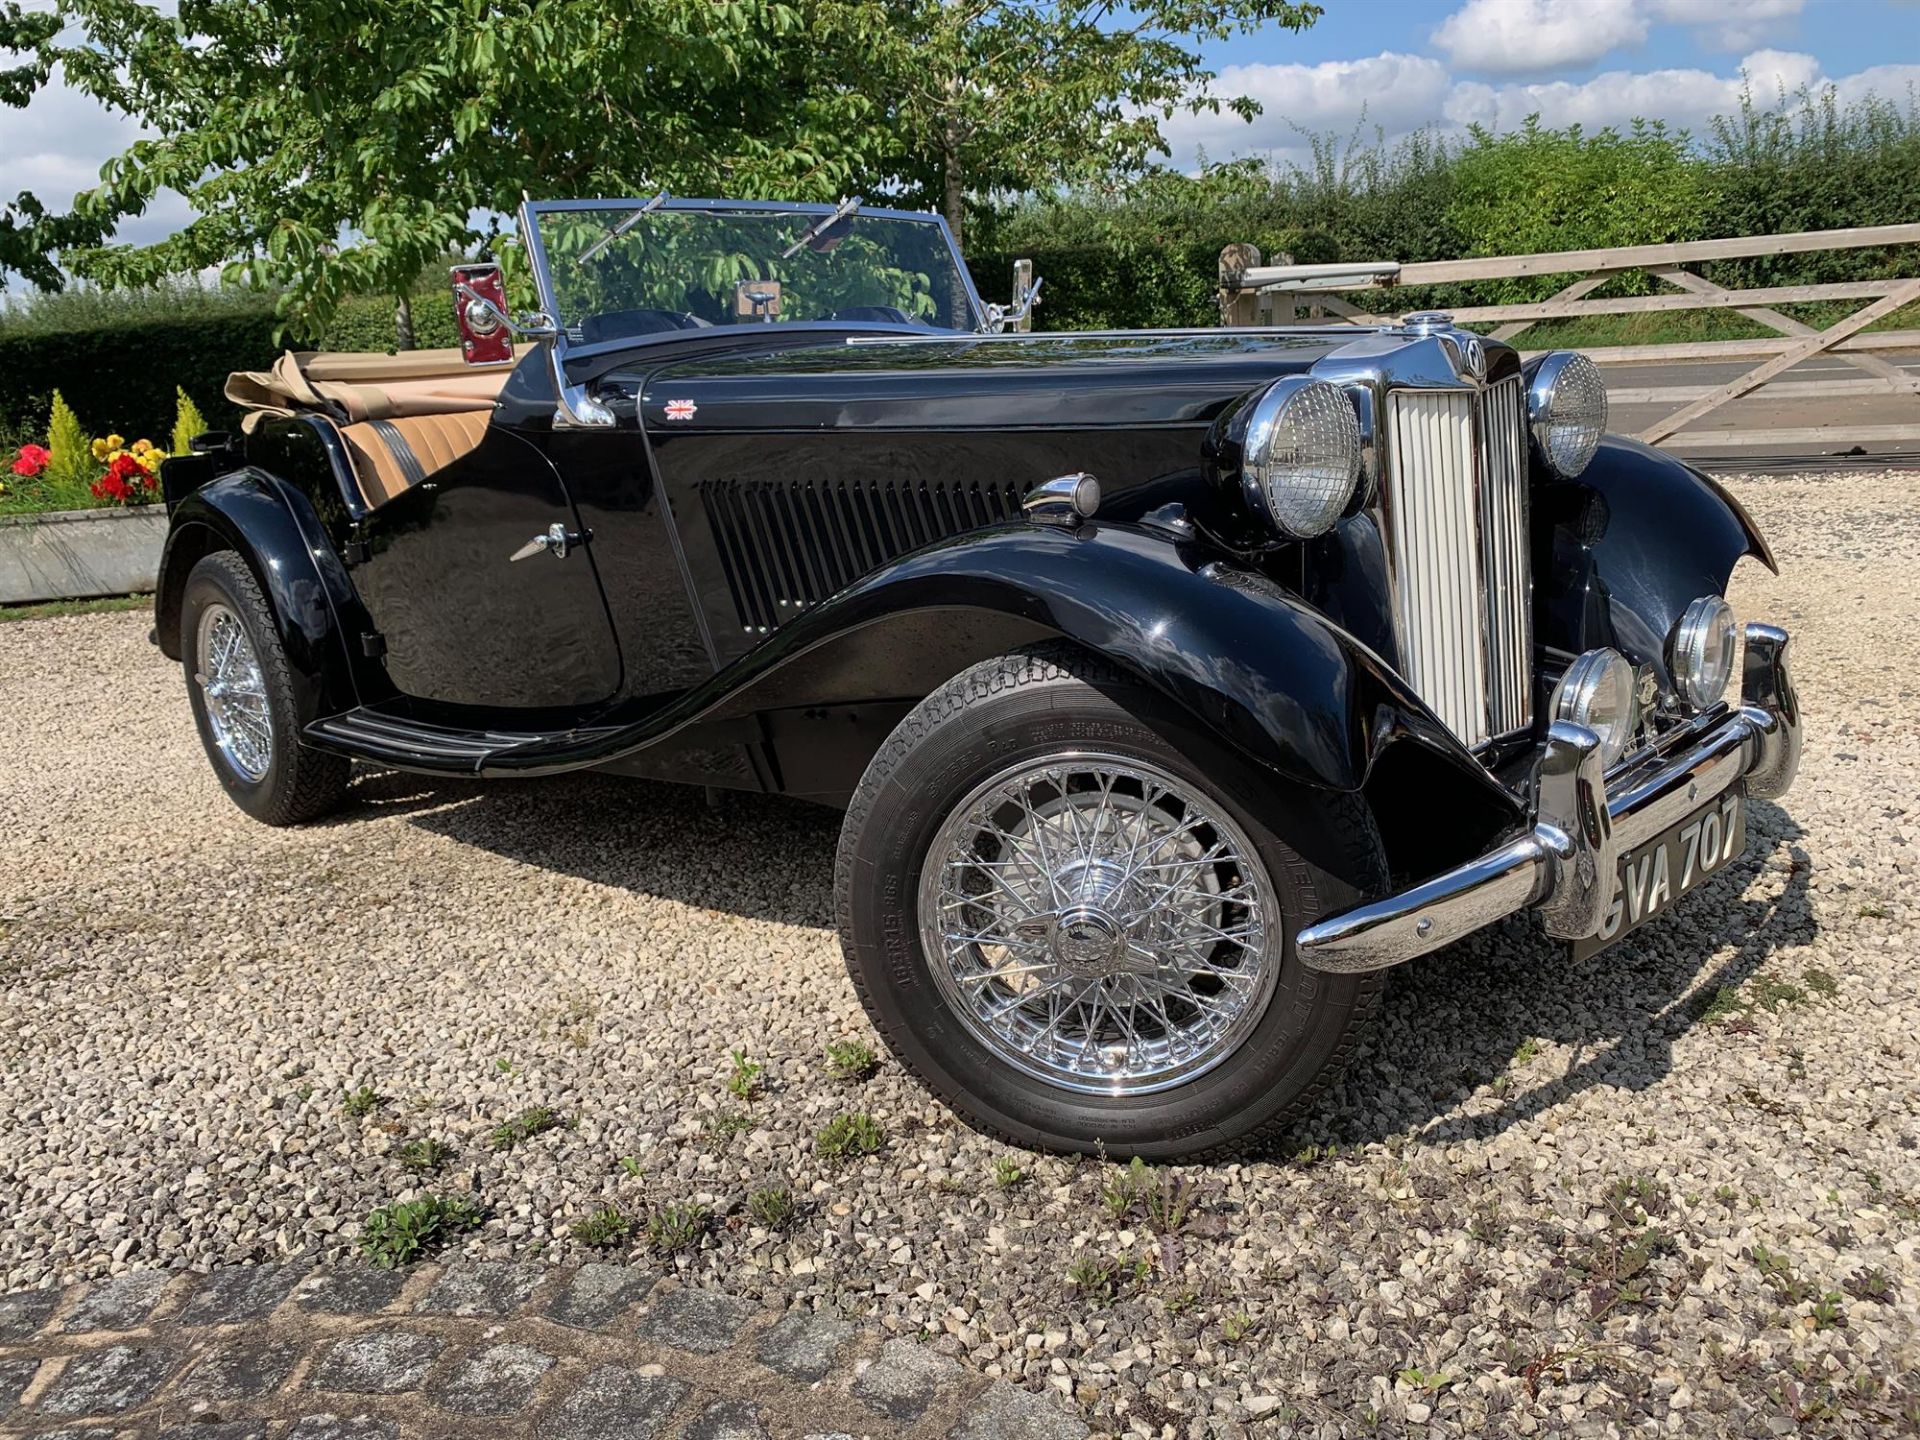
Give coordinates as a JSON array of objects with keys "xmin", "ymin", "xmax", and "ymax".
[{"xmin": 3, "ymin": 468, "xmax": 1917, "ymax": 1437}]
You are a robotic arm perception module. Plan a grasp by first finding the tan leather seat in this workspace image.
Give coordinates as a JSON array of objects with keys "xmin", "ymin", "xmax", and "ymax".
[{"xmin": 336, "ymin": 412, "xmax": 492, "ymax": 507}]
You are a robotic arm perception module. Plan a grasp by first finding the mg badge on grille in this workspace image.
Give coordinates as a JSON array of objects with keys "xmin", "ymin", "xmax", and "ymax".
[{"xmin": 1456, "ymin": 335, "xmax": 1487, "ymax": 382}]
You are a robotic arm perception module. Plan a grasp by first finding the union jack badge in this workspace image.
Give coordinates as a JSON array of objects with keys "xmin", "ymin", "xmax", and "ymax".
[{"xmin": 663, "ymin": 399, "xmax": 697, "ymax": 421}]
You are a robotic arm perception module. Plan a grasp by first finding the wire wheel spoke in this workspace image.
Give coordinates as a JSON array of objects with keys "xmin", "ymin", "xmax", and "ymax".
[
  {"xmin": 919, "ymin": 750, "xmax": 1279, "ymax": 1096},
  {"xmin": 196, "ymin": 603, "xmax": 274, "ymax": 783}
]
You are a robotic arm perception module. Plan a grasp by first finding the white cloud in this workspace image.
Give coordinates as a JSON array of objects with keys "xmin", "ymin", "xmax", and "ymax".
[
  {"xmin": 1431, "ymin": 0, "xmax": 1808, "ymax": 77},
  {"xmin": 1164, "ymin": 48, "xmax": 1920, "ymax": 171},
  {"xmin": 1432, "ymin": 0, "xmax": 1648, "ymax": 76},
  {"xmin": 1646, "ymin": 0, "xmax": 1805, "ymax": 53},
  {"xmin": 1446, "ymin": 49, "xmax": 1833, "ymax": 134},
  {"xmin": 1168, "ymin": 53, "xmax": 1455, "ymax": 163}
]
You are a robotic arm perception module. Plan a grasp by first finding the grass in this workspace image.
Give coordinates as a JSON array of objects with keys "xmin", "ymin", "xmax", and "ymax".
[
  {"xmin": 570, "ymin": 1205, "xmax": 636, "ymax": 1249},
  {"xmin": 357, "ymin": 1195, "xmax": 483, "ymax": 1268},
  {"xmin": 342, "ymin": 1087, "xmax": 383, "ymax": 1120},
  {"xmin": 747, "ymin": 1186, "xmax": 796, "ymax": 1230},
  {"xmin": 0, "ymin": 594, "xmax": 150, "ymax": 623},
  {"xmin": 488, "ymin": 1105, "xmax": 562, "ymax": 1152},
  {"xmin": 824, "ymin": 1040, "xmax": 878, "ymax": 1082},
  {"xmin": 815, "ymin": 1112, "xmax": 884, "ymax": 1162},
  {"xmin": 397, "ymin": 1138, "xmax": 453, "ymax": 1174},
  {"xmin": 646, "ymin": 1201, "xmax": 709, "ymax": 1255},
  {"xmin": 702, "ymin": 1109, "xmax": 751, "ymax": 1145},
  {"xmin": 725, "ymin": 1049, "xmax": 764, "ymax": 1102}
]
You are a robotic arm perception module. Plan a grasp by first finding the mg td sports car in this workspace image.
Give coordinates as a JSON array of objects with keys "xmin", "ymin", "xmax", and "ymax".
[{"xmin": 155, "ymin": 196, "xmax": 1801, "ymax": 1160}]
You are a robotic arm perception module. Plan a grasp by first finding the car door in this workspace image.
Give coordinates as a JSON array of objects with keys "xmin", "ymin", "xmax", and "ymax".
[{"xmin": 348, "ymin": 423, "xmax": 623, "ymax": 713}]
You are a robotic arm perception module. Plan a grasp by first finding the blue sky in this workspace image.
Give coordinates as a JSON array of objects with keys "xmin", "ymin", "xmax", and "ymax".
[
  {"xmin": 1, "ymin": 0, "xmax": 1916, "ymax": 260},
  {"xmin": 1158, "ymin": 0, "xmax": 1920, "ymax": 168}
]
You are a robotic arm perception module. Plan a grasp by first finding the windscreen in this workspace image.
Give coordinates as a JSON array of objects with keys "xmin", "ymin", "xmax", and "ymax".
[{"xmin": 532, "ymin": 206, "xmax": 979, "ymax": 340}]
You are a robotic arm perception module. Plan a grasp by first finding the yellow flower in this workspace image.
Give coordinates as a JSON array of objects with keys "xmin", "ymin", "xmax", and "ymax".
[
  {"xmin": 106, "ymin": 433, "xmax": 124, "ymax": 451},
  {"xmin": 91, "ymin": 437, "xmax": 111, "ymax": 460}
]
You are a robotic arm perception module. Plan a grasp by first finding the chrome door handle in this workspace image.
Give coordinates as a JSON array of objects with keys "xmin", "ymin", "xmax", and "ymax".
[{"xmin": 509, "ymin": 522, "xmax": 588, "ymax": 562}]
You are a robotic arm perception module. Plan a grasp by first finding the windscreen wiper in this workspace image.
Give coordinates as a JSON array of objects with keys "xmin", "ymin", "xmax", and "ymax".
[
  {"xmin": 576, "ymin": 191, "xmax": 670, "ymax": 267},
  {"xmin": 780, "ymin": 196, "xmax": 862, "ymax": 259}
]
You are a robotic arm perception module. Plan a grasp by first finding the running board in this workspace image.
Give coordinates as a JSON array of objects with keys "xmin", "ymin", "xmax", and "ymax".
[{"xmin": 304, "ymin": 709, "xmax": 618, "ymax": 773}]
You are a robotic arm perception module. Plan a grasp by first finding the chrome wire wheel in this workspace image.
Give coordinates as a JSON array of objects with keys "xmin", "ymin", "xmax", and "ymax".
[
  {"xmin": 918, "ymin": 752, "xmax": 1279, "ymax": 1096},
  {"xmin": 194, "ymin": 601, "xmax": 273, "ymax": 783}
]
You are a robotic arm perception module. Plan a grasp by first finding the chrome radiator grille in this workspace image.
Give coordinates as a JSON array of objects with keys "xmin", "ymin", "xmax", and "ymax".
[{"xmin": 1381, "ymin": 375, "xmax": 1532, "ymax": 747}]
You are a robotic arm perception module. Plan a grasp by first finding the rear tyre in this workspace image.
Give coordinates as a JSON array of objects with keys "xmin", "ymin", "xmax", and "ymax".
[
  {"xmin": 834, "ymin": 645, "xmax": 1388, "ymax": 1161},
  {"xmin": 180, "ymin": 550, "xmax": 350, "ymax": 826}
]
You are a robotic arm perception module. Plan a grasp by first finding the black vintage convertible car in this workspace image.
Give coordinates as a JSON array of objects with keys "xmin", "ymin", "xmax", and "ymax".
[{"xmin": 156, "ymin": 196, "xmax": 1801, "ymax": 1159}]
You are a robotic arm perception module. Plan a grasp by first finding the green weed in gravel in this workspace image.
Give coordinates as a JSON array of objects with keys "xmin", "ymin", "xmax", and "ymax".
[
  {"xmin": 824, "ymin": 1040, "xmax": 878, "ymax": 1081},
  {"xmin": 703, "ymin": 1109, "xmax": 751, "ymax": 1145},
  {"xmin": 342, "ymin": 1086, "xmax": 383, "ymax": 1119},
  {"xmin": 397, "ymin": 1138, "xmax": 452, "ymax": 1174},
  {"xmin": 1749, "ymin": 974, "xmax": 1806, "ymax": 1011},
  {"xmin": 992, "ymin": 1156, "xmax": 1025, "ymax": 1190},
  {"xmin": 725, "ymin": 1048, "xmax": 764, "ymax": 1101},
  {"xmin": 747, "ymin": 1186, "xmax": 796, "ymax": 1230},
  {"xmin": 571, "ymin": 1205, "xmax": 635, "ymax": 1249},
  {"xmin": 647, "ymin": 1201, "xmax": 710, "ymax": 1254},
  {"xmin": 488, "ymin": 1106, "xmax": 562, "ymax": 1151},
  {"xmin": 815, "ymin": 1112, "xmax": 884, "ymax": 1161},
  {"xmin": 357, "ymin": 1195, "xmax": 482, "ymax": 1268}
]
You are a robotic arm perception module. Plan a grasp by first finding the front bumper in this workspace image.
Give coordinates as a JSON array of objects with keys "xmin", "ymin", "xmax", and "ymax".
[{"xmin": 1297, "ymin": 623, "xmax": 1802, "ymax": 972}]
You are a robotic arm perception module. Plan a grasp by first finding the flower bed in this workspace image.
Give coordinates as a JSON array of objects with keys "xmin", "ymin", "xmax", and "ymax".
[
  {"xmin": 2, "ymin": 387, "xmax": 205, "ymax": 518},
  {"xmin": 0, "ymin": 387, "xmax": 209, "ymax": 603}
]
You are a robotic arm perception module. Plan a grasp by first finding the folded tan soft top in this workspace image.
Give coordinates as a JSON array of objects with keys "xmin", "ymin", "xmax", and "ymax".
[{"xmin": 225, "ymin": 347, "xmax": 529, "ymax": 428}]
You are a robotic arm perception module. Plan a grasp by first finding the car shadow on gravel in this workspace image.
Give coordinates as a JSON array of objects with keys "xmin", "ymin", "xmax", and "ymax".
[
  {"xmin": 389, "ymin": 767, "xmax": 1814, "ymax": 1159},
  {"xmin": 395, "ymin": 769, "xmax": 843, "ymax": 926},
  {"xmin": 1283, "ymin": 800, "xmax": 1815, "ymax": 1157}
]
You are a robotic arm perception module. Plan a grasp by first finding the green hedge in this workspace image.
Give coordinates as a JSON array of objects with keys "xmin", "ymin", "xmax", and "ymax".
[
  {"xmin": 0, "ymin": 309, "xmax": 282, "ymax": 451},
  {"xmin": 0, "ymin": 289, "xmax": 464, "ymax": 450}
]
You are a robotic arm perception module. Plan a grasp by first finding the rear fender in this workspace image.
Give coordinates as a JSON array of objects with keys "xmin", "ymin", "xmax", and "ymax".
[{"xmin": 154, "ymin": 469, "xmax": 362, "ymax": 724}]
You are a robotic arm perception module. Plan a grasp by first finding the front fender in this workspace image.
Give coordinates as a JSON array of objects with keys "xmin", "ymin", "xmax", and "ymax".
[
  {"xmin": 501, "ymin": 521, "xmax": 1518, "ymax": 818},
  {"xmin": 155, "ymin": 469, "xmax": 361, "ymax": 725},
  {"xmin": 1537, "ymin": 436, "xmax": 1775, "ymax": 684}
]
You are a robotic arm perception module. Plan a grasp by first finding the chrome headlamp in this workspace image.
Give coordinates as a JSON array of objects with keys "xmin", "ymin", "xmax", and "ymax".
[
  {"xmin": 1525, "ymin": 351, "xmax": 1608, "ymax": 478},
  {"xmin": 1550, "ymin": 647, "xmax": 1637, "ymax": 767},
  {"xmin": 1238, "ymin": 377, "xmax": 1362, "ymax": 539},
  {"xmin": 1669, "ymin": 596, "xmax": 1737, "ymax": 709}
]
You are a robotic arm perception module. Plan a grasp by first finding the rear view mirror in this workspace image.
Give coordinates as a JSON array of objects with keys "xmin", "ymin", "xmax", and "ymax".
[{"xmin": 452, "ymin": 263, "xmax": 515, "ymax": 365}]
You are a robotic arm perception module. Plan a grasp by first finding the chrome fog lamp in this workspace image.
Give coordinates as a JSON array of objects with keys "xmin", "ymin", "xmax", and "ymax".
[
  {"xmin": 1524, "ymin": 351, "xmax": 1608, "ymax": 478},
  {"xmin": 1240, "ymin": 377, "xmax": 1362, "ymax": 539},
  {"xmin": 1670, "ymin": 595, "xmax": 1737, "ymax": 709},
  {"xmin": 1550, "ymin": 648, "xmax": 1637, "ymax": 767}
]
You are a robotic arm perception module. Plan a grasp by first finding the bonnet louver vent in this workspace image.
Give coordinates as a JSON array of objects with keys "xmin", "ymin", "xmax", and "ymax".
[{"xmin": 701, "ymin": 476, "xmax": 1025, "ymax": 632}]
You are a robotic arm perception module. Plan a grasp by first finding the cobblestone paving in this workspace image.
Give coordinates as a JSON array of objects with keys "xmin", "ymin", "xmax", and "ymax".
[{"xmin": 0, "ymin": 1263, "xmax": 1088, "ymax": 1439}]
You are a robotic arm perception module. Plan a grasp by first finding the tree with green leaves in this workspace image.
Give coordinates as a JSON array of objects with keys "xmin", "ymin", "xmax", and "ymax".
[
  {"xmin": 858, "ymin": 1, "xmax": 1322, "ymax": 252},
  {"xmin": 32, "ymin": 0, "xmax": 1318, "ymax": 332}
]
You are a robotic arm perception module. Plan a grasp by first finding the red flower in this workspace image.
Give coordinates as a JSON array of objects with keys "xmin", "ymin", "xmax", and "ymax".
[
  {"xmin": 10, "ymin": 443, "xmax": 50, "ymax": 477},
  {"xmin": 90, "ymin": 453, "xmax": 156, "ymax": 504}
]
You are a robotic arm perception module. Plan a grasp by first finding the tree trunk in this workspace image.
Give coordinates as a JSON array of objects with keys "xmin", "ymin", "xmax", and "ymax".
[
  {"xmin": 393, "ymin": 294, "xmax": 415, "ymax": 352},
  {"xmin": 942, "ymin": 81, "xmax": 965, "ymax": 254}
]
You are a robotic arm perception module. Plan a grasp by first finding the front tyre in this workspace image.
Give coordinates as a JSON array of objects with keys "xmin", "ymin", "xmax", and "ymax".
[
  {"xmin": 180, "ymin": 551, "xmax": 350, "ymax": 826},
  {"xmin": 834, "ymin": 646, "xmax": 1387, "ymax": 1161}
]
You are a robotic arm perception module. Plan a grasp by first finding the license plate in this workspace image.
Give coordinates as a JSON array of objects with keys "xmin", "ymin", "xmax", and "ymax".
[{"xmin": 1573, "ymin": 789, "xmax": 1746, "ymax": 960}]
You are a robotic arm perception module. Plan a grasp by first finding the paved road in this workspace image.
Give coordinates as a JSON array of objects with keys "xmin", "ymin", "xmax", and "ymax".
[{"xmin": 1596, "ymin": 347, "xmax": 1920, "ymax": 465}]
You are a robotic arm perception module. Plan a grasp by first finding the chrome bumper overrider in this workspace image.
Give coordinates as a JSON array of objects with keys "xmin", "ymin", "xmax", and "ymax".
[{"xmin": 1296, "ymin": 624, "xmax": 1802, "ymax": 973}]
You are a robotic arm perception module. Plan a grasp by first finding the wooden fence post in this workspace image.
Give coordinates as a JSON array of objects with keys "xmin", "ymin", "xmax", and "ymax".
[{"xmin": 1218, "ymin": 244, "xmax": 1261, "ymax": 326}]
